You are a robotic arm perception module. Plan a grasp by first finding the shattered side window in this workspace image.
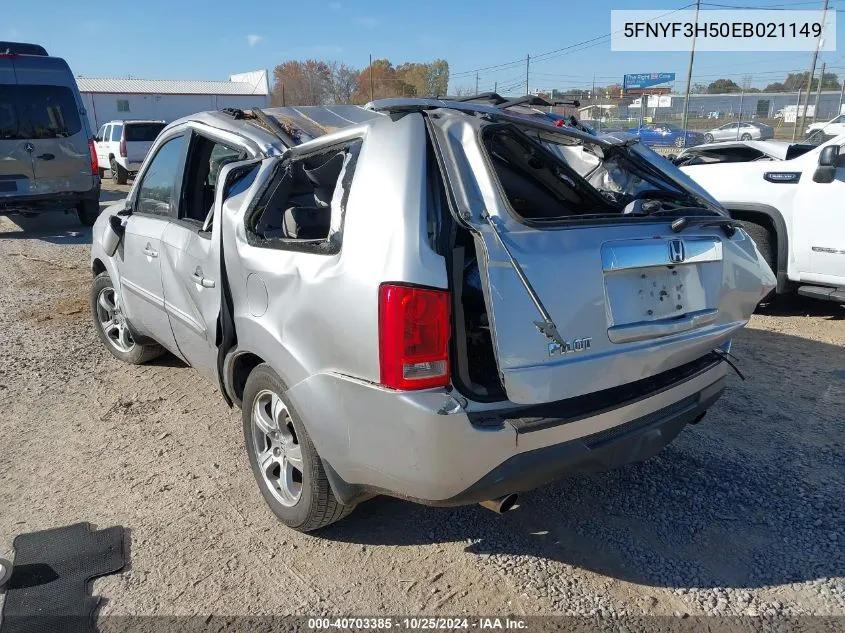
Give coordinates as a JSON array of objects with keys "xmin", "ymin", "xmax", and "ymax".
[{"xmin": 244, "ymin": 139, "xmax": 362, "ymax": 255}]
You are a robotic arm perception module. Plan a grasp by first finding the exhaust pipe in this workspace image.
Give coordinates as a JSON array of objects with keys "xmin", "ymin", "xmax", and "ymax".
[{"xmin": 479, "ymin": 493, "xmax": 518, "ymax": 514}]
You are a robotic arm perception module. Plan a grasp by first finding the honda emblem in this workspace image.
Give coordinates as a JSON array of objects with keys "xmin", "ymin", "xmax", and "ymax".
[{"xmin": 668, "ymin": 239, "xmax": 685, "ymax": 264}]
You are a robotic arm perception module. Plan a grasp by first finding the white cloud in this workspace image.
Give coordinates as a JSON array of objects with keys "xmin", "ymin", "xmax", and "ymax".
[
  {"xmin": 246, "ymin": 34, "xmax": 264, "ymax": 47},
  {"xmin": 353, "ymin": 16, "xmax": 378, "ymax": 29}
]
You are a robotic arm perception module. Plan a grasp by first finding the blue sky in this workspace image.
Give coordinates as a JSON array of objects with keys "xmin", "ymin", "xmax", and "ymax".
[{"xmin": 3, "ymin": 0, "xmax": 844, "ymax": 93}]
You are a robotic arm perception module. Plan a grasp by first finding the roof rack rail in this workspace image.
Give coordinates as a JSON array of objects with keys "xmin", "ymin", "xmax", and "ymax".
[
  {"xmin": 219, "ymin": 107, "xmax": 245, "ymax": 120},
  {"xmin": 451, "ymin": 92, "xmax": 508, "ymax": 105}
]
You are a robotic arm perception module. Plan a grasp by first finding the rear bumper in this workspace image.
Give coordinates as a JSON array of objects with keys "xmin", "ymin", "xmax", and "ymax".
[
  {"xmin": 441, "ymin": 379, "xmax": 723, "ymax": 505},
  {"xmin": 114, "ymin": 157, "xmax": 143, "ymax": 172},
  {"xmin": 0, "ymin": 186, "xmax": 100, "ymax": 213},
  {"xmin": 286, "ymin": 356, "xmax": 728, "ymax": 506}
]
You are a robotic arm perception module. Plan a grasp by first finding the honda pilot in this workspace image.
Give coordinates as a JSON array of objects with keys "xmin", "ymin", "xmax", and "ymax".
[{"xmin": 89, "ymin": 101, "xmax": 775, "ymax": 532}]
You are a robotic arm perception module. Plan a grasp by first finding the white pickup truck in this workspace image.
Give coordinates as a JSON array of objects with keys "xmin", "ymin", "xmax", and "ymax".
[
  {"xmin": 805, "ymin": 114, "xmax": 845, "ymax": 143},
  {"xmin": 94, "ymin": 120, "xmax": 166, "ymax": 184},
  {"xmin": 680, "ymin": 135, "xmax": 845, "ymax": 303}
]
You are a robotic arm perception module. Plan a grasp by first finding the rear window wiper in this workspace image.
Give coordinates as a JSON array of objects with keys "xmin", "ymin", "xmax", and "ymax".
[{"xmin": 669, "ymin": 215, "xmax": 741, "ymax": 237}]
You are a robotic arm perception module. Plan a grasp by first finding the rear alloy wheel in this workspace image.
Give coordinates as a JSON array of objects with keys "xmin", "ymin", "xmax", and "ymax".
[
  {"xmin": 110, "ymin": 158, "xmax": 128, "ymax": 185},
  {"xmin": 91, "ymin": 272, "xmax": 163, "ymax": 364},
  {"xmin": 741, "ymin": 133, "xmax": 752, "ymax": 141},
  {"xmin": 704, "ymin": 133, "xmax": 714, "ymax": 143},
  {"xmin": 242, "ymin": 364, "xmax": 353, "ymax": 532},
  {"xmin": 674, "ymin": 136, "xmax": 686, "ymax": 148}
]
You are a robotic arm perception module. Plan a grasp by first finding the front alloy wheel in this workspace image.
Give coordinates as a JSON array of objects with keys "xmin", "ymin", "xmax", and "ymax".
[
  {"xmin": 96, "ymin": 286, "xmax": 135, "ymax": 353},
  {"xmin": 90, "ymin": 272, "xmax": 163, "ymax": 364}
]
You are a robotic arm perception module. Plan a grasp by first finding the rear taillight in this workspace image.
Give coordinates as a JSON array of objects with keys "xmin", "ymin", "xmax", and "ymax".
[
  {"xmin": 378, "ymin": 284, "xmax": 451, "ymax": 390},
  {"xmin": 554, "ymin": 119, "xmax": 566, "ymax": 127},
  {"xmin": 88, "ymin": 139, "xmax": 98, "ymax": 175},
  {"xmin": 119, "ymin": 137, "xmax": 127, "ymax": 157}
]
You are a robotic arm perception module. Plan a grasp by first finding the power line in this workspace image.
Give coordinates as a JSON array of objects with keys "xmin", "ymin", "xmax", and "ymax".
[{"xmin": 450, "ymin": 3, "xmax": 695, "ymax": 79}]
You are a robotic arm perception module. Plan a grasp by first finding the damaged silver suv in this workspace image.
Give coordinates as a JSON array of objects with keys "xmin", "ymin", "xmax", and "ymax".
[{"xmin": 89, "ymin": 100, "xmax": 775, "ymax": 532}]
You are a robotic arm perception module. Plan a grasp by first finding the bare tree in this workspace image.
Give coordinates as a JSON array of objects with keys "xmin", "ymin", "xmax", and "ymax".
[{"xmin": 326, "ymin": 62, "xmax": 360, "ymax": 104}]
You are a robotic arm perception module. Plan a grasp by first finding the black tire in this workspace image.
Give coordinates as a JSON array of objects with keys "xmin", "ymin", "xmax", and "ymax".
[
  {"xmin": 242, "ymin": 364, "xmax": 353, "ymax": 532},
  {"xmin": 739, "ymin": 219, "xmax": 777, "ymax": 303},
  {"xmin": 111, "ymin": 158, "xmax": 128, "ymax": 185},
  {"xmin": 91, "ymin": 272, "xmax": 164, "ymax": 364},
  {"xmin": 76, "ymin": 199, "xmax": 100, "ymax": 227},
  {"xmin": 674, "ymin": 136, "xmax": 685, "ymax": 148},
  {"xmin": 741, "ymin": 133, "xmax": 752, "ymax": 141},
  {"xmin": 704, "ymin": 133, "xmax": 714, "ymax": 143}
]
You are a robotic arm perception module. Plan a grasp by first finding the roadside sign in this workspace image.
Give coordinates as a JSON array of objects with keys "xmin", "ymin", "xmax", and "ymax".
[{"xmin": 623, "ymin": 73, "xmax": 676, "ymax": 90}]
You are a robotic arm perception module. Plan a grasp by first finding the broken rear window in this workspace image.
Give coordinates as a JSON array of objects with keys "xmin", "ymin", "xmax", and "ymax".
[{"xmin": 482, "ymin": 124, "xmax": 701, "ymax": 222}]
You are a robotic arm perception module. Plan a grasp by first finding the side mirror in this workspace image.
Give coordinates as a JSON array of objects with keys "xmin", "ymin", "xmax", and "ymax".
[
  {"xmin": 103, "ymin": 215, "xmax": 125, "ymax": 257},
  {"xmin": 93, "ymin": 136, "xmax": 100, "ymax": 142},
  {"xmin": 814, "ymin": 145, "xmax": 842, "ymax": 183}
]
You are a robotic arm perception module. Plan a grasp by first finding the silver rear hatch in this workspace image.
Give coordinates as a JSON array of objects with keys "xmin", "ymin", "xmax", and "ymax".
[
  {"xmin": 429, "ymin": 111, "xmax": 775, "ymax": 405},
  {"xmin": 124, "ymin": 122, "xmax": 166, "ymax": 163}
]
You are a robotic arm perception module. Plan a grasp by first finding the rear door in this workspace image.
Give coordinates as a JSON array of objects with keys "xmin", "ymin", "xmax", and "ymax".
[
  {"xmin": 0, "ymin": 83, "xmax": 37, "ymax": 202},
  {"xmin": 124, "ymin": 122, "xmax": 165, "ymax": 165},
  {"xmin": 10, "ymin": 55, "xmax": 91, "ymax": 196},
  {"xmin": 159, "ymin": 129, "xmax": 249, "ymax": 381},
  {"xmin": 429, "ymin": 114, "xmax": 774, "ymax": 405}
]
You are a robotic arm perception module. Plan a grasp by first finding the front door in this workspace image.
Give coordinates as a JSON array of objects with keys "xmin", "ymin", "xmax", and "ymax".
[
  {"xmin": 117, "ymin": 133, "xmax": 188, "ymax": 356},
  {"xmin": 159, "ymin": 132, "xmax": 247, "ymax": 380},
  {"xmin": 793, "ymin": 140, "xmax": 845, "ymax": 284}
]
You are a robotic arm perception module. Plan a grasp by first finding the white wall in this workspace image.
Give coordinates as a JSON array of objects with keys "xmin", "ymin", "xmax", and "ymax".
[{"xmin": 81, "ymin": 92, "xmax": 270, "ymax": 131}]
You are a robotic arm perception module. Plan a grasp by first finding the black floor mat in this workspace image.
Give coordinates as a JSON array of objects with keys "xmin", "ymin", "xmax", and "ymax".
[{"xmin": 1, "ymin": 522, "xmax": 125, "ymax": 633}]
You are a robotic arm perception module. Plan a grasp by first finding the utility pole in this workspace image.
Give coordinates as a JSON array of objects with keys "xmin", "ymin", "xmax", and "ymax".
[
  {"xmin": 369, "ymin": 54, "xmax": 374, "ymax": 102},
  {"xmin": 839, "ymin": 78, "xmax": 845, "ymax": 115},
  {"xmin": 494, "ymin": 81, "xmax": 497, "ymax": 94},
  {"xmin": 792, "ymin": 89, "xmax": 802, "ymax": 141},
  {"xmin": 812, "ymin": 62, "xmax": 826, "ymax": 124},
  {"xmin": 681, "ymin": 0, "xmax": 701, "ymax": 133},
  {"xmin": 737, "ymin": 87, "xmax": 744, "ymax": 139},
  {"xmin": 798, "ymin": 0, "xmax": 828, "ymax": 137},
  {"xmin": 525, "ymin": 54, "xmax": 530, "ymax": 96},
  {"xmin": 281, "ymin": 84, "xmax": 285, "ymax": 107},
  {"xmin": 475, "ymin": 72, "xmax": 479, "ymax": 96}
]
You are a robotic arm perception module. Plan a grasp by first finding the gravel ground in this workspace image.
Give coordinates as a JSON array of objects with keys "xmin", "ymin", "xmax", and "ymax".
[{"xmin": 1, "ymin": 184, "xmax": 843, "ymax": 623}]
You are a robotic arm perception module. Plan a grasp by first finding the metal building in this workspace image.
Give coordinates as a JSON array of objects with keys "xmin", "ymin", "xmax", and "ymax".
[{"xmin": 76, "ymin": 70, "xmax": 271, "ymax": 130}]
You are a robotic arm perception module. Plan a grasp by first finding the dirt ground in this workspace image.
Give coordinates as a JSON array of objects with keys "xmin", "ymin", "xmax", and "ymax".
[{"xmin": 0, "ymin": 185, "xmax": 843, "ymax": 621}]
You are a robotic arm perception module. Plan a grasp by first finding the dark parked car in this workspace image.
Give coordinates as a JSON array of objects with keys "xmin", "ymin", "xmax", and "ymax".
[{"xmin": 627, "ymin": 123, "xmax": 705, "ymax": 148}]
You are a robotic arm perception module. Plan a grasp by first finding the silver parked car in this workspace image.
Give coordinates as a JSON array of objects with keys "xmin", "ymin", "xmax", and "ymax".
[
  {"xmin": 89, "ymin": 100, "xmax": 775, "ymax": 532},
  {"xmin": 703, "ymin": 121, "xmax": 774, "ymax": 143}
]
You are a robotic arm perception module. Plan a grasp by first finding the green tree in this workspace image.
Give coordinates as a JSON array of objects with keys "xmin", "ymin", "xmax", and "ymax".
[
  {"xmin": 781, "ymin": 71, "xmax": 840, "ymax": 92},
  {"xmin": 707, "ymin": 79, "xmax": 741, "ymax": 94}
]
